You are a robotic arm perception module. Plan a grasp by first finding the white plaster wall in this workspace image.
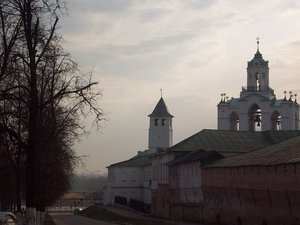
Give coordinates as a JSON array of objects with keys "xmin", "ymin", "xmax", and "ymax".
[
  {"xmin": 218, "ymin": 50, "xmax": 300, "ymax": 131},
  {"xmin": 148, "ymin": 116, "xmax": 173, "ymax": 154},
  {"xmin": 103, "ymin": 184, "xmax": 112, "ymax": 205},
  {"xmin": 177, "ymin": 161, "xmax": 203, "ymax": 203},
  {"xmin": 151, "ymin": 152, "xmax": 175, "ymax": 190},
  {"xmin": 247, "ymin": 65, "xmax": 269, "ymax": 91},
  {"xmin": 111, "ymin": 166, "xmax": 143, "ymax": 187},
  {"xmin": 111, "ymin": 187, "xmax": 143, "ymax": 203},
  {"xmin": 277, "ymin": 103, "xmax": 298, "ymax": 130},
  {"xmin": 142, "ymin": 166, "xmax": 152, "ymax": 204},
  {"xmin": 107, "ymin": 166, "xmax": 144, "ymax": 204},
  {"xmin": 218, "ymin": 92, "xmax": 300, "ymax": 131},
  {"xmin": 238, "ymin": 93, "xmax": 272, "ymax": 131},
  {"xmin": 218, "ymin": 103, "xmax": 237, "ymax": 130},
  {"xmin": 142, "ymin": 188, "xmax": 151, "ymax": 204}
]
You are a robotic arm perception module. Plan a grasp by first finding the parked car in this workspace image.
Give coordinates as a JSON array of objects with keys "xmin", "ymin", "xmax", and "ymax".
[
  {"xmin": 0, "ymin": 212, "xmax": 17, "ymax": 225},
  {"xmin": 74, "ymin": 207, "xmax": 83, "ymax": 214}
]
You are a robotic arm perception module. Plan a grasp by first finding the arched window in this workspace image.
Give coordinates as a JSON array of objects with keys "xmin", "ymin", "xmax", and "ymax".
[
  {"xmin": 154, "ymin": 118, "xmax": 159, "ymax": 126},
  {"xmin": 295, "ymin": 112, "xmax": 299, "ymax": 130},
  {"xmin": 255, "ymin": 72, "xmax": 260, "ymax": 91},
  {"xmin": 248, "ymin": 104, "xmax": 261, "ymax": 131},
  {"xmin": 271, "ymin": 111, "xmax": 281, "ymax": 130},
  {"xmin": 229, "ymin": 111, "xmax": 239, "ymax": 131},
  {"xmin": 162, "ymin": 119, "xmax": 166, "ymax": 126}
]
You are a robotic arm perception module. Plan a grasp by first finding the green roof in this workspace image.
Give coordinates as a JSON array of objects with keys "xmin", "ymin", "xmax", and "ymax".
[
  {"xmin": 108, "ymin": 130, "xmax": 300, "ymax": 168},
  {"xmin": 262, "ymin": 130, "xmax": 300, "ymax": 144},
  {"xmin": 168, "ymin": 129, "xmax": 300, "ymax": 155},
  {"xmin": 168, "ymin": 150, "xmax": 224, "ymax": 166},
  {"xmin": 108, "ymin": 150, "xmax": 151, "ymax": 168},
  {"xmin": 205, "ymin": 135, "xmax": 300, "ymax": 168}
]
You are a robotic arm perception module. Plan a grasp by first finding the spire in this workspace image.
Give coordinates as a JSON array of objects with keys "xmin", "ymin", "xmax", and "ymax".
[
  {"xmin": 149, "ymin": 97, "xmax": 173, "ymax": 117},
  {"xmin": 256, "ymin": 37, "xmax": 260, "ymax": 52},
  {"xmin": 254, "ymin": 37, "xmax": 263, "ymax": 59},
  {"xmin": 248, "ymin": 37, "xmax": 268, "ymax": 66}
]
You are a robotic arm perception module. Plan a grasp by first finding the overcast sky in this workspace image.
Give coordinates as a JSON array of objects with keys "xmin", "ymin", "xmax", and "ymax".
[{"xmin": 60, "ymin": 0, "xmax": 300, "ymax": 174}]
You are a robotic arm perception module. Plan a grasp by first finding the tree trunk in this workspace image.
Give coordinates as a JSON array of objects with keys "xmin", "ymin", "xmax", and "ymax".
[
  {"xmin": 26, "ymin": 207, "xmax": 36, "ymax": 225},
  {"xmin": 16, "ymin": 175, "xmax": 22, "ymax": 212},
  {"xmin": 36, "ymin": 211, "xmax": 45, "ymax": 225},
  {"xmin": 23, "ymin": 1, "xmax": 39, "ymax": 224}
]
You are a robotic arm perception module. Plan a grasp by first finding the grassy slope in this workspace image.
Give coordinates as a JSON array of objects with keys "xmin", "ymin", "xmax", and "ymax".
[
  {"xmin": 76, "ymin": 205, "xmax": 174, "ymax": 225},
  {"xmin": 44, "ymin": 214, "xmax": 56, "ymax": 225}
]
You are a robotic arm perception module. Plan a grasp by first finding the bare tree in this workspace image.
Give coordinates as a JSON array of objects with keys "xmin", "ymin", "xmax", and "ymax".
[{"xmin": 0, "ymin": 1, "xmax": 104, "ymax": 224}]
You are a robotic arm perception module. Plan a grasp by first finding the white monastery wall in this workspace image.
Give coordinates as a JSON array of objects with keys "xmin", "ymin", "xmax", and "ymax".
[
  {"xmin": 176, "ymin": 161, "xmax": 203, "ymax": 203},
  {"xmin": 151, "ymin": 152, "xmax": 176, "ymax": 190},
  {"xmin": 107, "ymin": 166, "xmax": 144, "ymax": 203}
]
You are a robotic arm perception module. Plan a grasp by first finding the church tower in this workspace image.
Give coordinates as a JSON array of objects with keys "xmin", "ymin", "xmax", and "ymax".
[
  {"xmin": 245, "ymin": 40, "xmax": 271, "ymax": 96},
  {"xmin": 148, "ymin": 97, "xmax": 173, "ymax": 154},
  {"xmin": 218, "ymin": 39, "xmax": 300, "ymax": 131}
]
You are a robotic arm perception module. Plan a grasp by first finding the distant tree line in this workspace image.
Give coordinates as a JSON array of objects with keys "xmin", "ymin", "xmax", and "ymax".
[
  {"xmin": 0, "ymin": 0, "xmax": 103, "ymax": 224},
  {"xmin": 71, "ymin": 174, "xmax": 107, "ymax": 192}
]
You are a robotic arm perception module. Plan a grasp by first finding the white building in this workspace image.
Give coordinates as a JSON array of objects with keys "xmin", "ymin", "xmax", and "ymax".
[
  {"xmin": 104, "ymin": 42, "xmax": 300, "ymax": 218},
  {"xmin": 104, "ymin": 150, "xmax": 152, "ymax": 209},
  {"xmin": 104, "ymin": 97, "xmax": 173, "ymax": 212},
  {"xmin": 148, "ymin": 97, "xmax": 173, "ymax": 154},
  {"xmin": 218, "ymin": 40, "xmax": 300, "ymax": 131}
]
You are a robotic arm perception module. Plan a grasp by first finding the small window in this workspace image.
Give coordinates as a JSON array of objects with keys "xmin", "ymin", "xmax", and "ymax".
[
  {"xmin": 154, "ymin": 118, "xmax": 159, "ymax": 126},
  {"xmin": 162, "ymin": 119, "xmax": 166, "ymax": 126}
]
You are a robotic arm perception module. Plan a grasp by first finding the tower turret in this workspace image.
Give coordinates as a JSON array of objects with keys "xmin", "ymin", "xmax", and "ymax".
[
  {"xmin": 245, "ymin": 38, "xmax": 272, "ymax": 95},
  {"xmin": 148, "ymin": 97, "xmax": 173, "ymax": 154}
]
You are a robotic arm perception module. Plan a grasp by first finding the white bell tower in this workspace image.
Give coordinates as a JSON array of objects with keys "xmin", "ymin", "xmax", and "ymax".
[
  {"xmin": 148, "ymin": 96, "xmax": 173, "ymax": 154},
  {"xmin": 217, "ymin": 39, "xmax": 300, "ymax": 131},
  {"xmin": 246, "ymin": 38, "xmax": 271, "ymax": 95}
]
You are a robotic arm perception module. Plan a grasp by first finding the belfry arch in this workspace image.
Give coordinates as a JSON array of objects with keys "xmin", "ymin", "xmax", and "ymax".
[
  {"xmin": 255, "ymin": 72, "xmax": 260, "ymax": 91},
  {"xmin": 271, "ymin": 111, "xmax": 281, "ymax": 130},
  {"xmin": 229, "ymin": 111, "xmax": 239, "ymax": 131},
  {"xmin": 295, "ymin": 112, "xmax": 299, "ymax": 130},
  {"xmin": 248, "ymin": 104, "xmax": 261, "ymax": 131}
]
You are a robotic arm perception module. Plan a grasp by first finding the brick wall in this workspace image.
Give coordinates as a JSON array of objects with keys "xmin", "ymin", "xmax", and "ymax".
[
  {"xmin": 202, "ymin": 163, "xmax": 300, "ymax": 225},
  {"xmin": 152, "ymin": 164, "xmax": 204, "ymax": 222},
  {"xmin": 151, "ymin": 184, "xmax": 170, "ymax": 218}
]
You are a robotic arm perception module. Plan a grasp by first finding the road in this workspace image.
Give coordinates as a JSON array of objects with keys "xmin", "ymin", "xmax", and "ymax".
[{"xmin": 51, "ymin": 214, "xmax": 117, "ymax": 225}]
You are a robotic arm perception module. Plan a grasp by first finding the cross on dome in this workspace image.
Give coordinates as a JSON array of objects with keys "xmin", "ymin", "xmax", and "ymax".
[{"xmin": 256, "ymin": 37, "xmax": 260, "ymax": 52}]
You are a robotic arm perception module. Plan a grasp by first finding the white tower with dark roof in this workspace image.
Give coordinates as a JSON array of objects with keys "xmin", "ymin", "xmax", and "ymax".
[{"xmin": 148, "ymin": 97, "xmax": 173, "ymax": 154}]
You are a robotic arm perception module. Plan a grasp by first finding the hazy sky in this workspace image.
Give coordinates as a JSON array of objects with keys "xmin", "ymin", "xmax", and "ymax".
[{"xmin": 60, "ymin": 0, "xmax": 300, "ymax": 174}]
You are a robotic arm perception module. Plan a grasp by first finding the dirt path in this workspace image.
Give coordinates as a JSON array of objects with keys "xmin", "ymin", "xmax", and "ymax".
[{"xmin": 51, "ymin": 214, "xmax": 117, "ymax": 225}]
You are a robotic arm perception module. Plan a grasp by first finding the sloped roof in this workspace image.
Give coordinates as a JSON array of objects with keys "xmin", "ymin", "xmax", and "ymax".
[
  {"xmin": 108, "ymin": 130, "xmax": 300, "ymax": 168},
  {"xmin": 167, "ymin": 129, "xmax": 300, "ymax": 155},
  {"xmin": 61, "ymin": 192, "xmax": 86, "ymax": 199},
  {"xmin": 148, "ymin": 97, "xmax": 173, "ymax": 117},
  {"xmin": 263, "ymin": 130, "xmax": 300, "ymax": 144},
  {"xmin": 227, "ymin": 98, "xmax": 240, "ymax": 106},
  {"xmin": 205, "ymin": 135, "xmax": 300, "ymax": 168},
  {"xmin": 108, "ymin": 150, "xmax": 151, "ymax": 168},
  {"xmin": 248, "ymin": 50, "xmax": 269, "ymax": 67},
  {"xmin": 271, "ymin": 98, "xmax": 298, "ymax": 107},
  {"xmin": 167, "ymin": 150, "xmax": 224, "ymax": 166}
]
